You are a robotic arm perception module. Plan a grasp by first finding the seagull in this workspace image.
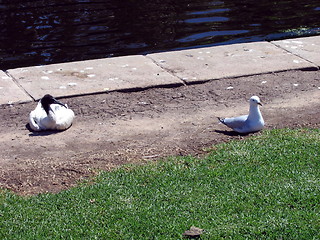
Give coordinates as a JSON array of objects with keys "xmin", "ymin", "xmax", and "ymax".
[
  {"xmin": 29, "ymin": 94, "xmax": 75, "ymax": 131},
  {"xmin": 218, "ymin": 96, "xmax": 264, "ymax": 134}
]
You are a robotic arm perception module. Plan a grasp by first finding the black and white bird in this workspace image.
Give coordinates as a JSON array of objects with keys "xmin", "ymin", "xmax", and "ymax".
[
  {"xmin": 218, "ymin": 96, "xmax": 264, "ymax": 134},
  {"xmin": 29, "ymin": 94, "xmax": 75, "ymax": 131}
]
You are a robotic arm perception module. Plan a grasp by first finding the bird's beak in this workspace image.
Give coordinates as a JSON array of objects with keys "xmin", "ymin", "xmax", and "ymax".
[
  {"xmin": 258, "ymin": 102, "xmax": 262, "ymax": 106},
  {"xmin": 53, "ymin": 98, "xmax": 67, "ymax": 108}
]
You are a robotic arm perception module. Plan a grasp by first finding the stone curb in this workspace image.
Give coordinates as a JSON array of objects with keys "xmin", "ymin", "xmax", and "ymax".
[{"xmin": 1, "ymin": 36, "xmax": 319, "ymax": 105}]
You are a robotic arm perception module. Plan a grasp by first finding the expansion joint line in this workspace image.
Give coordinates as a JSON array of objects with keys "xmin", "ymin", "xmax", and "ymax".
[
  {"xmin": 5, "ymin": 70, "xmax": 35, "ymax": 101},
  {"xmin": 269, "ymin": 41, "xmax": 319, "ymax": 70},
  {"xmin": 144, "ymin": 55, "xmax": 187, "ymax": 86}
]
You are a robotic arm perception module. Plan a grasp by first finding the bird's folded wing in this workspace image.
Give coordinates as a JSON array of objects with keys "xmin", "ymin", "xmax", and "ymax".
[
  {"xmin": 54, "ymin": 108, "xmax": 75, "ymax": 130},
  {"xmin": 222, "ymin": 115, "xmax": 247, "ymax": 128}
]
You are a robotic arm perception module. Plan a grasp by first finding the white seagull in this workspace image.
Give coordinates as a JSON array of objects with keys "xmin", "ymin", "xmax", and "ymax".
[
  {"xmin": 29, "ymin": 94, "xmax": 75, "ymax": 131},
  {"xmin": 218, "ymin": 96, "xmax": 264, "ymax": 134}
]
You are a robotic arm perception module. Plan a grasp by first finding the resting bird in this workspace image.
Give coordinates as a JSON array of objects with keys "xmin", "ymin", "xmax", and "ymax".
[
  {"xmin": 218, "ymin": 96, "xmax": 264, "ymax": 134},
  {"xmin": 29, "ymin": 94, "xmax": 75, "ymax": 131}
]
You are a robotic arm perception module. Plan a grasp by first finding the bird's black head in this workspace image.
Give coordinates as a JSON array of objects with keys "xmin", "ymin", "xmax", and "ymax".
[{"xmin": 40, "ymin": 94, "xmax": 66, "ymax": 114}]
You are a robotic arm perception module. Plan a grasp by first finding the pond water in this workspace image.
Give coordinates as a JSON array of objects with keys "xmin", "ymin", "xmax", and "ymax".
[{"xmin": 1, "ymin": 0, "xmax": 320, "ymax": 70}]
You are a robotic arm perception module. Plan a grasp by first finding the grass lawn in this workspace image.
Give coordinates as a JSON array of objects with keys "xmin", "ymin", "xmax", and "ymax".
[{"xmin": 0, "ymin": 129, "xmax": 319, "ymax": 239}]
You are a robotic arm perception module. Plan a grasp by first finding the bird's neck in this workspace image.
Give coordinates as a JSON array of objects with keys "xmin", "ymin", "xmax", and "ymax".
[{"xmin": 248, "ymin": 105, "xmax": 261, "ymax": 120}]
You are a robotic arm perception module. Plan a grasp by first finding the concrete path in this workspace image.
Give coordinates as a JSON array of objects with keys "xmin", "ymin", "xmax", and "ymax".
[{"xmin": 1, "ymin": 36, "xmax": 319, "ymax": 105}]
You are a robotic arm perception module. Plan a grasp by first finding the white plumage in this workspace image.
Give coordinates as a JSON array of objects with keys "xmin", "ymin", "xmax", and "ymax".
[
  {"xmin": 29, "ymin": 94, "xmax": 75, "ymax": 131},
  {"xmin": 218, "ymin": 96, "xmax": 264, "ymax": 134}
]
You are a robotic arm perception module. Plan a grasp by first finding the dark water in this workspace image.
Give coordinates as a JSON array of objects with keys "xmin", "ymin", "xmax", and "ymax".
[{"xmin": 1, "ymin": 0, "xmax": 320, "ymax": 70}]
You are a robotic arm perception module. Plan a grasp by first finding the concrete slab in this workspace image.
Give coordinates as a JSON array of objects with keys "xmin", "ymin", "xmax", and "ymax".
[
  {"xmin": 0, "ymin": 71, "xmax": 32, "ymax": 105},
  {"xmin": 272, "ymin": 36, "xmax": 320, "ymax": 67},
  {"xmin": 8, "ymin": 55, "xmax": 183, "ymax": 100},
  {"xmin": 147, "ymin": 41, "xmax": 317, "ymax": 83}
]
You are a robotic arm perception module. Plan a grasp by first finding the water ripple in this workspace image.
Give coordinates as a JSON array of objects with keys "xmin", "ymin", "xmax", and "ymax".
[
  {"xmin": 188, "ymin": 8, "xmax": 230, "ymax": 15},
  {"xmin": 0, "ymin": 0, "xmax": 320, "ymax": 69},
  {"xmin": 178, "ymin": 30, "xmax": 250, "ymax": 43},
  {"xmin": 185, "ymin": 16, "xmax": 229, "ymax": 24}
]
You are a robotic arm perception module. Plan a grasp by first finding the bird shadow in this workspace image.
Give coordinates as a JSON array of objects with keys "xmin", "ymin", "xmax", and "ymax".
[
  {"xmin": 26, "ymin": 123, "xmax": 62, "ymax": 136},
  {"xmin": 214, "ymin": 129, "xmax": 250, "ymax": 136}
]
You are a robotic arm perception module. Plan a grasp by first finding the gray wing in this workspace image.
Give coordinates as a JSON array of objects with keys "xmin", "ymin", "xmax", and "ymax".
[{"xmin": 219, "ymin": 115, "xmax": 248, "ymax": 129}]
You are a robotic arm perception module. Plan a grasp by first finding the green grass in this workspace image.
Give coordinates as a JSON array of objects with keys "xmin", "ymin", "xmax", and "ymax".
[{"xmin": 1, "ymin": 129, "xmax": 319, "ymax": 239}]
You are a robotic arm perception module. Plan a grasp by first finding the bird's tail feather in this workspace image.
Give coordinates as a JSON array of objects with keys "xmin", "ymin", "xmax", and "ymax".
[
  {"xmin": 217, "ymin": 117, "xmax": 225, "ymax": 123},
  {"xmin": 28, "ymin": 116, "xmax": 41, "ymax": 131}
]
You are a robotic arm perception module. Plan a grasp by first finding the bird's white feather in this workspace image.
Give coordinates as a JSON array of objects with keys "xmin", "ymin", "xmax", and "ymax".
[{"xmin": 29, "ymin": 100, "xmax": 74, "ymax": 131}]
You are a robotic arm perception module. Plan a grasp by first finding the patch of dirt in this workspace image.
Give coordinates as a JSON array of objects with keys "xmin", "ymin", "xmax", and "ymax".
[{"xmin": 0, "ymin": 70, "xmax": 319, "ymax": 195}]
